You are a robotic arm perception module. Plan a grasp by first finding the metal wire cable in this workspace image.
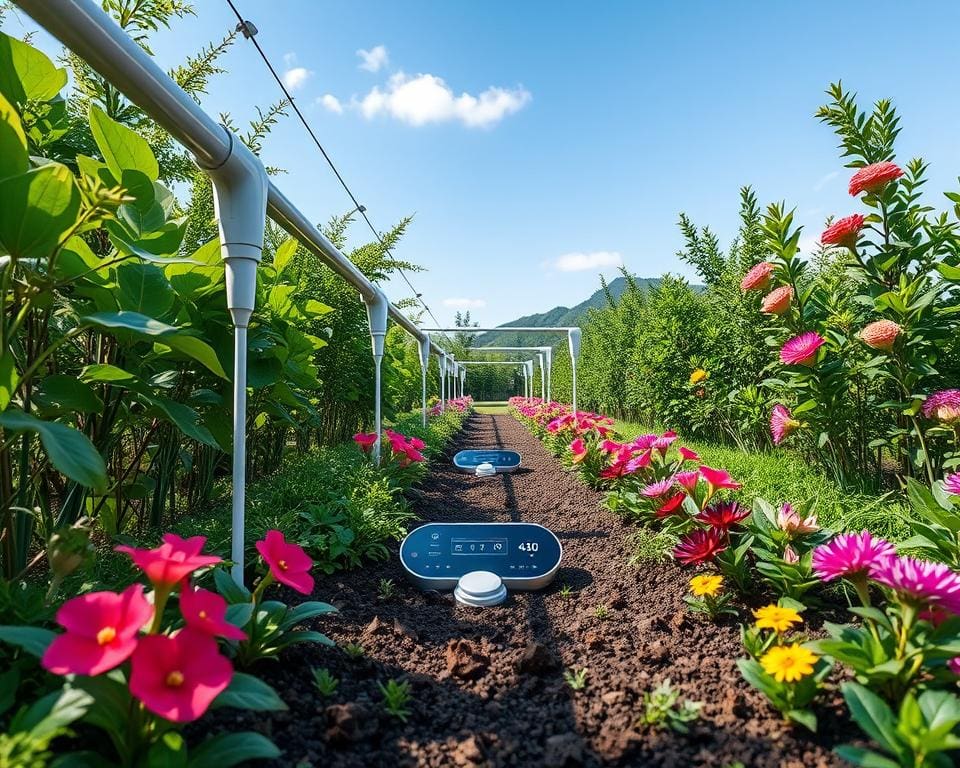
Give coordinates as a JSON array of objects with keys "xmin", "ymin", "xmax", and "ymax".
[{"xmin": 223, "ymin": 0, "xmax": 446, "ymax": 333}]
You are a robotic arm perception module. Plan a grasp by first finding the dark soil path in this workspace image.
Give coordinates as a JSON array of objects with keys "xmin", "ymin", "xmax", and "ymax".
[{"xmin": 245, "ymin": 414, "xmax": 848, "ymax": 767}]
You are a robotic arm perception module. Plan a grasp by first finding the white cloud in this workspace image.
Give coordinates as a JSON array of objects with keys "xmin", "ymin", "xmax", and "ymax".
[
  {"xmin": 317, "ymin": 94, "xmax": 343, "ymax": 114},
  {"xmin": 283, "ymin": 52, "xmax": 297, "ymax": 68},
  {"xmin": 356, "ymin": 72, "xmax": 530, "ymax": 128},
  {"xmin": 547, "ymin": 251, "xmax": 623, "ymax": 272},
  {"xmin": 813, "ymin": 170, "xmax": 840, "ymax": 192},
  {"xmin": 443, "ymin": 297, "xmax": 487, "ymax": 309},
  {"xmin": 281, "ymin": 66, "xmax": 312, "ymax": 92},
  {"xmin": 357, "ymin": 45, "xmax": 389, "ymax": 73}
]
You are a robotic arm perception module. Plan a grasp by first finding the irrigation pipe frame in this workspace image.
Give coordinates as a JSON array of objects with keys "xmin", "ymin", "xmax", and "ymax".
[
  {"xmin": 468, "ymin": 346, "xmax": 551, "ymax": 401},
  {"xmin": 459, "ymin": 360, "xmax": 536, "ymax": 399},
  {"xmin": 14, "ymin": 0, "xmax": 453, "ymax": 585}
]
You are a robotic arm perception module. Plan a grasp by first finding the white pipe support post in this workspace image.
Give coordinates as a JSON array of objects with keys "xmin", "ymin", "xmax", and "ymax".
[
  {"xmin": 544, "ymin": 347, "xmax": 553, "ymax": 403},
  {"xmin": 568, "ymin": 328, "xmax": 582, "ymax": 413},
  {"xmin": 459, "ymin": 365, "xmax": 466, "ymax": 398},
  {"xmin": 204, "ymin": 130, "xmax": 269, "ymax": 587},
  {"xmin": 363, "ymin": 289, "xmax": 389, "ymax": 464},
  {"xmin": 418, "ymin": 334, "xmax": 431, "ymax": 427},
  {"xmin": 537, "ymin": 352, "xmax": 545, "ymax": 399},
  {"xmin": 439, "ymin": 354, "xmax": 447, "ymax": 412}
]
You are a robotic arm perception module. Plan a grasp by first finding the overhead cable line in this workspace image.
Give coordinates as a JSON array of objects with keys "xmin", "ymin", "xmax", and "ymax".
[{"xmin": 223, "ymin": 0, "xmax": 446, "ymax": 334}]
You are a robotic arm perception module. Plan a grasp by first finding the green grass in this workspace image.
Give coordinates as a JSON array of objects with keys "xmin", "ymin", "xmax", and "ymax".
[
  {"xmin": 615, "ymin": 420, "xmax": 911, "ymax": 542},
  {"xmin": 474, "ymin": 401, "xmax": 510, "ymax": 414}
]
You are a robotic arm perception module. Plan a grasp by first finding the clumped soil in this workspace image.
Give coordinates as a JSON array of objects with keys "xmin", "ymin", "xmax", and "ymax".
[{"xmin": 231, "ymin": 414, "xmax": 851, "ymax": 767}]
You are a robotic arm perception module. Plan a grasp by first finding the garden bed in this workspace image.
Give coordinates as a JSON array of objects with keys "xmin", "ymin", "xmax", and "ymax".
[{"xmin": 230, "ymin": 414, "xmax": 847, "ymax": 767}]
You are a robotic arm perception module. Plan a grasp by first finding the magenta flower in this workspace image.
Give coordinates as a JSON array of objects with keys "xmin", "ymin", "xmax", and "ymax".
[
  {"xmin": 699, "ymin": 465, "xmax": 742, "ymax": 494},
  {"xmin": 922, "ymin": 390, "xmax": 960, "ymax": 424},
  {"xmin": 642, "ymin": 477, "xmax": 675, "ymax": 499},
  {"xmin": 115, "ymin": 534, "xmax": 221, "ymax": 589},
  {"xmin": 943, "ymin": 473, "xmax": 960, "ymax": 496},
  {"xmin": 780, "ymin": 332, "xmax": 826, "ymax": 367},
  {"xmin": 255, "ymin": 530, "xmax": 314, "ymax": 595},
  {"xmin": 569, "ymin": 437, "xmax": 588, "ymax": 464},
  {"xmin": 599, "ymin": 439, "xmax": 623, "ymax": 454},
  {"xmin": 631, "ymin": 434, "xmax": 659, "ymax": 450},
  {"xmin": 129, "ymin": 629, "xmax": 233, "ymax": 723},
  {"xmin": 42, "ymin": 584, "xmax": 152, "ymax": 677},
  {"xmin": 675, "ymin": 470, "xmax": 700, "ymax": 493},
  {"xmin": 625, "ymin": 451, "xmax": 652, "ymax": 473},
  {"xmin": 870, "ymin": 555, "xmax": 960, "ymax": 613},
  {"xmin": 673, "ymin": 528, "xmax": 727, "ymax": 565},
  {"xmin": 656, "ymin": 493, "xmax": 686, "ymax": 518},
  {"xmin": 678, "ymin": 446, "xmax": 700, "ymax": 462},
  {"xmin": 353, "ymin": 432, "xmax": 377, "ymax": 453},
  {"xmin": 812, "ymin": 531, "xmax": 895, "ymax": 582},
  {"xmin": 180, "ymin": 584, "xmax": 247, "ymax": 641},
  {"xmin": 652, "ymin": 431, "xmax": 678, "ymax": 454},
  {"xmin": 770, "ymin": 404, "xmax": 800, "ymax": 446}
]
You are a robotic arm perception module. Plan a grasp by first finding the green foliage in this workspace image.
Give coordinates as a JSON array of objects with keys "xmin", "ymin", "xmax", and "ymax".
[
  {"xmin": 378, "ymin": 678, "xmax": 412, "ymax": 722},
  {"xmin": 638, "ymin": 679, "xmax": 702, "ymax": 734},
  {"xmin": 311, "ymin": 667, "xmax": 339, "ymax": 698},
  {"xmin": 563, "ymin": 667, "xmax": 588, "ymax": 691}
]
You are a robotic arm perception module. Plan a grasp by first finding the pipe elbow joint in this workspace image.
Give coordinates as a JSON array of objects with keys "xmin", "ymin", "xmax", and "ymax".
[
  {"xmin": 363, "ymin": 288, "xmax": 389, "ymax": 359},
  {"xmin": 202, "ymin": 129, "xmax": 269, "ymax": 326}
]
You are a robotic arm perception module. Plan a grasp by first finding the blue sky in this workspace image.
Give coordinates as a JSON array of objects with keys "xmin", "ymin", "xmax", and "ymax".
[{"xmin": 7, "ymin": 1, "xmax": 960, "ymax": 326}]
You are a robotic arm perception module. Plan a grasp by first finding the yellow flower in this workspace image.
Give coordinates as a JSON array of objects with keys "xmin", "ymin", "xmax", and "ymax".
[
  {"xmin": 760, "ymin": 643, "xmax": 817, "ymax": 683},
  {"xmin": 689, "ymin": 368, "xmax": 708, "ymax": 386},
  {"xmin": 753, "ymin": 605, "xmax": 802, "ymax": 634},
  {"xmin": 689, "ymin": 574, "xmax": 723, "ymax": 597}
]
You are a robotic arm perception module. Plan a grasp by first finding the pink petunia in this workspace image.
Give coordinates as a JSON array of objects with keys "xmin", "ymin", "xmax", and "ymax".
[
  {"xmin": 353, "ymin": 432, "xmax": 378, "ymax": 453},
  {"xmin": 255, "ymin": 530, "xmax": 315, "ymax": 595},
  {"xmin": 42, "ymin": 584, "xmax": 153, "ymax": 677},
  {"xmin": 179, "ymin": 584, "xmax": 247, "ymax": 641},
  {"xmin": 115, "ymin": 535, "xmax": 221, "ymax": 589}
]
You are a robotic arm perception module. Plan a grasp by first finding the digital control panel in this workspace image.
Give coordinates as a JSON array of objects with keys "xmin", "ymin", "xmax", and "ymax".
[
  {"xmin": 453, "ymin": 449, "xmax": 522, "ymax": 473},
  {"xmin": 400, "ymin": 522, "xmax": 562, "ymax": 590}
]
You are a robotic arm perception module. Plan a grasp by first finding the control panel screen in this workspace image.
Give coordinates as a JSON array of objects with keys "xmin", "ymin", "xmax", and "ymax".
[
  {"xmin": 400, "ymin": 522, "xmax": 561, "ymax": 582},
  {"xmin": 453, "ymin": 449, "xmax": 521, "ymax": 468}
]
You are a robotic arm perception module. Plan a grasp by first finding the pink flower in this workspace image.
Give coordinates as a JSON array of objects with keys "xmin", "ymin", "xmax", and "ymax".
[
  {"xmin": 632, "ymin": 434, "xmax": 659, "ymax": 450},
  {"xmin": 656, "ymin": 493, "xmax": 687, "ymax": 517},
  {"xmin": 569, "ymin": 437, "xmax": 588, "ymax": 464},
  {"xmin": 353, "ymin": 432, "xmax": 378, "ymax": 453},
  {"xmin": 625, "ymin": 451, "xmax": 652, "ymax": 473},
  {"xmin": 675, "ymin": 470, "xmax": 700, "ymax": 493},
  {"xmin": 779, "ymin": 332, "xmax": 825, "ymax": 367},
  {"xmin": 401, "ymin": 444, "xmax": 425, "ymax": 464},
  {"xmin": 741, "ymin": 262, "xmax": 775, "ymax": 292},
  {"xmin": 770, "ymin": 405, "xmax": 800, "ymax": 446},
  {"xmin": 673, "ymin": 528, "xmax": 727, "ymax": 565},
  {"xmin": 679, "ymin": 446, "xmax": 700, "ymax": 462},
  {"xmin": 599, "ymin": 439, "xmax": 623, "ymax": 454},
  {"xmin": 870, "ymin": 555, "xmax": 960, "ymax": 613},
  {"xmin": 760, "ymin": 285, "xmax": 793, "ymax": 315},
  {"xmin": 821, "ymin": 214, "xmax": 865, "ymax": 249},
  {"xmin": 812, "ymin": 531, "xmax": 896, "ymax": 582},
  {"xmin": 642, "ymin": 477, "xmax": 676, "ymax": 499},
  {"xmin": 923, "ymin": 390, "xmax": 960, "ymax": 424},
  {"xmin": 943, "ymin": 473, "xmax": 960, "ymax": 496},
  {"xmin": 408, "ymin": 436, "xmax": 426, "ymax": 450},
  {"xmin": 129, "ymin": 629, "xmax": 233, "ymax": 723},
  {"xmin": 848, "ymin": 161, "xmax": 903, "ymax": 196},
  {"xmin": 652, "ymin": 431, "xmax": 678, "ymax": 454},
  {"xmin": 699, "ymin": 465, "xmax": 742, "ymax": 494},
  {"xmin": 115, "ymin": 535, "xmax": 221, "ymax": 589},
  {"xmin": 255, "ymin": 530, "xmax": 314, "ymax": 595},
  {"xmin": 860, "ymin": 320, "xmax": 901, "ymax": 352},
  {"xmin": 949, "ymin": 657, "xmax": 960, "ymax": 677},
  {"xmin": 180, "ymin": 584, "xmax": 247, "ymax": 641},
  {"xmin": 777, "ymin": 503, "xmax": 819, "ymax": 534},
  {"xmin": 42, "ymin": 584, "xmax": 152, "ymax": 677},
  {"xmin": 783, "ymin": 546, "xmax": 799, "ymax": 565},
  {"xmin": 696, "ymin": 501, "xmax": 749, "ymax": 530}
]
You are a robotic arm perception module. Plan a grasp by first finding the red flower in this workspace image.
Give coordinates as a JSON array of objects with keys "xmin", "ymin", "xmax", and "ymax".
[
  {"xmin": 353, "ymin": 432, "xmax": 378, "ymax": 453},
  {"xmin": 848, "ymin": 161, "xmax": 903, "ymax": 196},
  {"xmin": 674, "ymin": 528, "xmax": 727, "ymax": 565},
  {"xmin": 42, "ymin": 584, "xmax": 152, "ymax": 677},
  {"xmin": 115, "ymin": 534, "xmax": 221, "ymax": 589},
  {"xmin": 255, "ymin": 530, "xmax": 314, "ymax": 595},
  {"xmin": 696, "ymin": 501, "xmax": 749, "ymax": 530},
  {"xmin": 761, "ymin": 285, "xmax": 793, "ymax": 315},
  {"xmin": 821, "ymin": 214, "xmax": 865, "ymax": 249},
  {"xmin": 180, "ymin": 584, "xmax": 247, "ymax": 641},
  {"xmin": 129, "ymin": 629, "xmax": 233, "ymax": 723},
  {"xmin": 740, "ymin": 262, "xmax": 775, "ymax": 292},
  {"xmin": 860, "ymin": 319, "xmax": 901, "ymax": 352},
  {"xmin": 409, "ymin": 436, "xmax": 426, "ymax": 450},
  {"xmin": 656, "ymin": 493, "xmax": 687, "ymax": 518},
  {"xmin": 678, "ymin": 446, "xmax": 700, "ymax": 462},
  {"xmin": 699, "ymin": 465, "xmax": 742, "ymax": 494}
]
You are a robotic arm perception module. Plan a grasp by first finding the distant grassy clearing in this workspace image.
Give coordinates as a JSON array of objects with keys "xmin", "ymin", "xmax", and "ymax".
[{"xmin": 474, "ymin": 401, "xmax": 510, "ymax": 414}]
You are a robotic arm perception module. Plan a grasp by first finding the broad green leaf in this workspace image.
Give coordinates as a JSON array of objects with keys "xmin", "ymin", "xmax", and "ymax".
[
  {"xmin": 273, "ymin": 238, "xmax": 297, "ymax": 274},
  {"xmin": 80, "ymin": 364, "xmax": 136, "ymax": 383},
  {"xmin": 147, "ymin": 731, "xmax": 187, "ymax": 768},
  {"xmin": 0, "ymin": 32, "xmax": 67, "ymax": 104},
  {"xmin": 0, "ymin": 410, "xmax": 107, "ymax": 490},
  {"xmin": 214, "ymin": 567, "xmax": 252, "ymax": 603},
  {"xmin": 0, "ymin": 351, "xmax": 17, "ymax": 412},
  {"xmin": 116, "ymin": 262, "xmax": 175, "ymax": 317},
  {"xmin": 186, "ymin": 732, "xmax": 280, "ymax": 768},
  {"xmin": 841, "ymin": 682, "xmax": 904, "ymax": 756},
  {"xmin": 833, "ymin": 746, "xmax": 901, "ymax": 768},
  {"xmin": 0, "ymin": 625, "xmax": 56, "ymax": 657},
  {"xmin": 0, "ymin": 164, "xmax": 81, "ymax": 260},
  {"xmin": 80, "ymin": 311, "xmax": 178, "ymax": 337},
  {"xmin": 0, "ymin": 91, "xmax": 28, "ymax": 180},
  {"xmin": 147, "ymin": 397, "xmax": 218, "ymax": 447},
  {"xmin": 213, "ymin": 673, "xmax": 287, "ymax": 712},
  {"xmin": 155, "ymin": 335, "xmax": 228, "ymax": 379},
  {"xmin": 36, "ymin": 375, "xmax": 104, "ymax": 414},
  {"xmin": 88, "ymin": 104, "xmax": 159, "ymax": 182},
  {"xmin": 23, "ymin": 687, "xmax": 93, "ymax": 740}
]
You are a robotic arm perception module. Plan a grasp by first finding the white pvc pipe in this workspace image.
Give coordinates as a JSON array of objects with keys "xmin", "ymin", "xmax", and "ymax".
[
  {"xmin": 364, "ymin": 291, "xmax": 388, "ymax": 464},
  {"xmin": 568, "ymin": 328, "xmax": 581, "ymax": 413},
  {"xmin": 230, "ymin": 326, "xmax": 248, "ymax": 584},
  {"xmin": 418, "ymin": 335, "xmax": 430, "ymax": 427}
]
